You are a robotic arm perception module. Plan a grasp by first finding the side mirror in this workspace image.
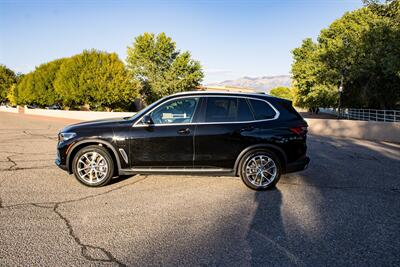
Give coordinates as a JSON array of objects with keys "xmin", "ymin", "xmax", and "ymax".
[{"xmin": 142, "ymin": 115, "xmax": 154, "ymax": 125}]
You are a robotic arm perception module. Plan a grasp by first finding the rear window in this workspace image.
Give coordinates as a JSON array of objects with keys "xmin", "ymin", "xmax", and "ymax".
[
  {"xmin": 248, "ymin": 99, "xmax": 276, "ymax": 120},
  {"xmin": 275, "ymin": 100, "xmax": 302, "ymax": 120},
  {"xmin": 204, "ymin": 97, "xmax": 254, "ymax": 122}
]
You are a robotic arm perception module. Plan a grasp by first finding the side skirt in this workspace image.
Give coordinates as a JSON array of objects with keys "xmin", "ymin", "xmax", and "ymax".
[{"xmin": 119, "ymin": 167, "xmax": 235, "ymax": 176}]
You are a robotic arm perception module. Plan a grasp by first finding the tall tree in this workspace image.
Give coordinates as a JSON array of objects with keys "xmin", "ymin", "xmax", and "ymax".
[
  {"xmin": 291, "ymin": 39, "xmax": 338, "ymax": 108},
  {"xmin": 0, "ymin": 64, "xmax": 16, "ymax": 101},
  {"xmin": 15, "ymin": 59, "xmax": 65, "ymax": 106},
  {"xmin": 16, "ymin": 72, "xmax": 35, "ymax": 105},
  {"xmin": 35, "ymin": 59, "xmax": 64, "ymax": 106},
  {"xmin": 54, "ymin": 50, "xmax": 140, "ymax": 110},
  {"xmin": 126, "ymin": 32, "xmax": 204, "ymax": 104},
  {"xmin": 269, "ymin": 87, "xmax": 294, "ymax": 100},
  {"xmin": 292, "ymin": 1, "xmax": 400, "ymax": 109}
]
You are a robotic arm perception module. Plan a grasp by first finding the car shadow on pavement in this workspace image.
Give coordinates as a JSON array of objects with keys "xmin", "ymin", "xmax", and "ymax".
[
  {"xmin": 246, "ymin": 189, "xmax": 301, "ymax": 266},
  {"xmin": 109, "ymin": 174, "xmax": 138, "ymax": 185},
  {"xmin": 245, "ymin": 135, "xmax": 400, "ymax": 266}
]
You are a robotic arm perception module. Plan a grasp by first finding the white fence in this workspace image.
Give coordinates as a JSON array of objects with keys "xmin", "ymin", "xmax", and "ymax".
[
  {"xmin": 0, "ymin": 106, "xmax": 18, "ymax": 113},
  {"xmin": 320, "ymin": 108, "xmax": 400, "ymax": 123},
  {"xmin": 24, "ymin": 106, "xmax": 135, "ymax": 121},
  {"xmin": 341, "ymin": 109, "xmax": 399, "ymax": 123}
]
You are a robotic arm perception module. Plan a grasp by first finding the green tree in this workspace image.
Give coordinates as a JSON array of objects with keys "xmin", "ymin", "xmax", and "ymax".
[
  {"xmin": 16, "ymin": 72, "xmax": 35, "ymax": 105},
  {"xmin": 54, "ymin": 50, "xmax": 140, "ymax": 110},
  {"xmin": 269, "ymin": 87, "xmax": 294, "ymax": 100},
  {"xmin": 0, "ymin": 64, "xmax": 17, "ymax": 101},
  {"xmin": 7, "ymin": 84, "xmax": 17, "ymax": 105},
  {"xmin": 15, "ymin": 59, "xmax": 65, "ymax": 106},
  {"xmin": 126, "ymin": 32, "xmax": 204, "ymax": 104},
  {"xmin": 291, "ymin": 38, "xmax": 338, "ymax": 108},
  {"xmin": 34, "ymin": 59, "xmax": 65, "ymax": 106},
  {"xmin": 292, "ymin": 1, "xmax": 400, "ymax": 109}
]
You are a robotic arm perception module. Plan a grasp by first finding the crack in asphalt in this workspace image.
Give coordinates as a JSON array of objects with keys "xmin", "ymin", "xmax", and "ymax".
[
  {"xmin": 0, "ymin": 125, "xmax": 52, "ymax": 131},
  {"xmin": 23, "ymin": 130, "xmax": 57, "ymax": 140},
  {"xmin": 0, "ymin": 151, "xmax": 53, "ymax": 155},
  {"xmin": 0, "ymin": 158, "xmax": 55, "ymax": 163},
  {"xmin": 279, "ymin": 181, "xmax": 400, "ymax": 194},
  {"xmin": 6, "ymin": 154, "xmax": 18, "ymax": 170},
  {"xmin": 0, "ymin": 152, "xmax": 54, "ymax": 172},
  {"xmin": 1, "ymin": 175, "xmax": 148, "ymax": 209},
  {"xmin": 0, "ymin": 154, "xmax": 19, "ymax": 188},
  {"xmin": 0, "ymin": 140, "xmax": 54, "ymax": 145},
  {"xmin": 0, "ymin": 165, "xmax": 55, "ymax": 172},
  {"xmin": 53, "ymin": 203, "xmax": 127, "ymax": 266},
  {"xmin": 0, "ymin": 149, "xmax": 54, "ymax": 172},
  {"xmin": 1, "ymin": 175, "xmax": 148, "ymax": 266}
]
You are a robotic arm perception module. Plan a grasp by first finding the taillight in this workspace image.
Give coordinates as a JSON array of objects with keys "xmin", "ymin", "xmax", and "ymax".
[{"xmin": 290, "ymin": 126, "xmax": 308, "ymax": 135}]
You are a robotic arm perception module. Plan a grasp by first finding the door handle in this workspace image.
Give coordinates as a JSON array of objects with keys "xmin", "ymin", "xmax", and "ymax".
[
  {"xmin": 177, "ymin": 128, "xmax": 191, "ymax": 135},
  {"xmin": 240, "ymin": 126, "xmax": 254, "ymax": 132}
]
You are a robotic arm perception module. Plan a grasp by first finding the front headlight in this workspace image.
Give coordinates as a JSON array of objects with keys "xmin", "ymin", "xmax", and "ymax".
[{"xmin": 58, "ymin": 132, "xmax": 77, "ymax": 142}]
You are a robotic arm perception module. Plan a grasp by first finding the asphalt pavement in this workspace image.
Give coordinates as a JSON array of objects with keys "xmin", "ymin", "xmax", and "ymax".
[{"xmin": 0, "ymin": 112, "xmax": 399, "ymax": 266}]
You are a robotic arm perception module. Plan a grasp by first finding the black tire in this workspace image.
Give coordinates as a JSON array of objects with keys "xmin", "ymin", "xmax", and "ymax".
[
  {"xmin": 72, "ymin": 145, "xmax": 114, "ymax": 187},
  {"xmin": 239, "ymin": 149, "xmax": 282, "ymax": 191}
]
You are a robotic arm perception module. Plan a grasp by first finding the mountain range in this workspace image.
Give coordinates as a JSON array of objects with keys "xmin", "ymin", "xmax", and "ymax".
[{"xmin": 207, "ymin": 75, "xmax": 292, "ymax": 93}]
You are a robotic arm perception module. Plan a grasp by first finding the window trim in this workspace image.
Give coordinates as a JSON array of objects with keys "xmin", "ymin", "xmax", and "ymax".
[{"xmin": 132, "ymin": 95, "xmax": 280, "ymax": 127}]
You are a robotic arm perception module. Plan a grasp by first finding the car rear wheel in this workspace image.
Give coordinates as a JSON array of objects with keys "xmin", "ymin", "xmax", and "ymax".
[
  {"xmin": 239, "ymin": 149, "xmax": 281, "ymax": 190},
  {"xmin": 72, "ymin": 145, "xmax": 114, "ymax": 187}
]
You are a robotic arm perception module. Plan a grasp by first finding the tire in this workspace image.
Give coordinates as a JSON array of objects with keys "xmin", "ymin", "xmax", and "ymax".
[
  {"xmin": 239, "ymin": 149, "xmax": 282, "ymax": 191},
  {"xmin": 72, "ymin": 145, "xmax": 115, "ymax": 187}
]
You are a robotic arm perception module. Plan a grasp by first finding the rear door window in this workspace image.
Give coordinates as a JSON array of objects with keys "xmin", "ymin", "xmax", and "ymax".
[
  {"xmin": 204, "ymin": 97, "xmax": 254, "ymax": 122},
  {"xmin": 237, "ymin": 98, "xmax": 254, "ymax": 121},
  {"xmin": 248, "ymin": 99, "xmax": 277, "ymax": 120}
]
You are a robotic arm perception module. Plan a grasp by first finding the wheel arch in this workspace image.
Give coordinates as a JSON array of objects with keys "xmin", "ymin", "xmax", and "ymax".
[
  {"xmin": 234, "ymin": 144, "xmax": 287, "ymax": 176},
  {"xmin": 66, "ymin": 139, "xmax": 121, "ymax": 174}
]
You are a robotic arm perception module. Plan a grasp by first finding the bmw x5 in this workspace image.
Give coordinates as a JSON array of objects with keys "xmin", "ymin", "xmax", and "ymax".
[{"xmin": 56, "ymin": 91, "xmax": 310, "ymax": 190}]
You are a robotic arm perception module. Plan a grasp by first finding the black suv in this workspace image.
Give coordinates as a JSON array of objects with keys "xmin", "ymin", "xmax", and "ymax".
[{"xmin": 56, "ymin": 91, "xmax": 309, "ymax": 190}]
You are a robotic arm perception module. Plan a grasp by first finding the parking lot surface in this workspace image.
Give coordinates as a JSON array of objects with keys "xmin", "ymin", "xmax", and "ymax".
[{"xmin": 1, "ymin": 112, "xmax": 399, "ymax": 266}]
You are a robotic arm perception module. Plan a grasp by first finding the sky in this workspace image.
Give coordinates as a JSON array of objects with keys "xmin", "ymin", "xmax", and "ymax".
[{"xmin": 0, "ymin": 0, "xmax": 362, "ymax": 84}]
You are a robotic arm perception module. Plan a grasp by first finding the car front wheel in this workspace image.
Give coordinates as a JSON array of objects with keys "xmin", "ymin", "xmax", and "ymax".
[
  {"xmin": 239, "ymin": 149, "xmax": 281, "ymax": 190},
  {"xmin": 72, "ymin": 145, "xmax": 114, "ymax": 187}
]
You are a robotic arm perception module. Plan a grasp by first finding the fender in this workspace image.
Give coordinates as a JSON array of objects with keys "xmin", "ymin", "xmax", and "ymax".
[
  {"xmin": 66, "ymin": 139, "xmax": 122, "ymax": 173},
  {"xmin": 233, "ymin": 144, "xmax": 288, "ymax": 175}
]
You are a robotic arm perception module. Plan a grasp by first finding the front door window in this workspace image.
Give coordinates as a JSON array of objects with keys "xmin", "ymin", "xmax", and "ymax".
[{"xmin": 148, "ymin": 97, "xmax": 199, "ymax": 125}]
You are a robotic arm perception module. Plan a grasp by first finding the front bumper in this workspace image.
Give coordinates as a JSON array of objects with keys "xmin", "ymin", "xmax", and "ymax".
[
  {"xmin": 285, "ymin": 156, "xmax": 310, "ymax": 173},
  {"xmin": 55, "ymin": 141, "xmax": 71, "ymax": 172},
  {"xmin": 55, "ymin": 158, "xmax": 68, "ymax": 171}
]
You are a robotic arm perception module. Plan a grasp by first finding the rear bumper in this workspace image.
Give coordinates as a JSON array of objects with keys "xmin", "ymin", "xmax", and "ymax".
[{"xmin": 285, "ymin": 156, "xmax": 310, "ymax": 173}]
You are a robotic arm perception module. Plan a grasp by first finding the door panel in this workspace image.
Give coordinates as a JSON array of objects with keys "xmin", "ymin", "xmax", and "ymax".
[
  {"xmin": 194, "ymin": 123, "xmax": 252, "ymax": 168},
  {"xmin": 130, "ymin": 125, "xmax": 194, "ymax": 167},
  {"xmin": 194, "ymin": 97, "xmax": 256, "ymax": 169},
  {"xmin": 129, "ymin": 97, "xmax": 200, "ymax": 168}
]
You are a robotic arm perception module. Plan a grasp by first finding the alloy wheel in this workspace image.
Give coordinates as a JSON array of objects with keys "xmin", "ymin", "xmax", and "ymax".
[
  {"xmin": 76, "ymin": 151, "xmax": 109, "ymax": 184},
  {"xmin": 244, "ymin": 155, "xmax": 277, "ymax": 187}
]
